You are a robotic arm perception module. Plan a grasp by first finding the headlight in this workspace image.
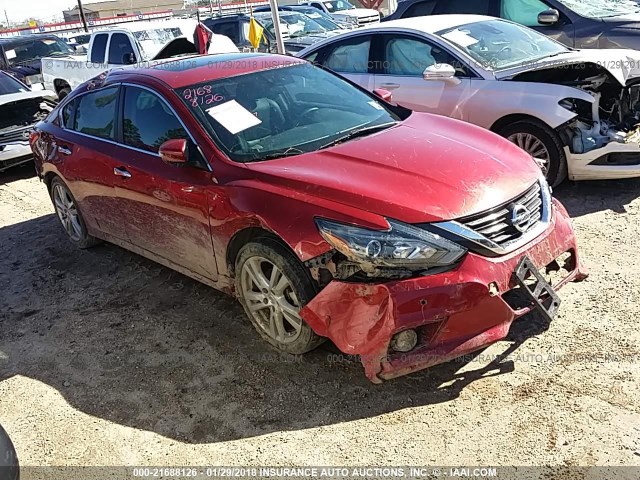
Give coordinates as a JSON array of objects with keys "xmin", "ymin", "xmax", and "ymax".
[
  {"xmin": 316, "ymin": 218, "xmax": 467, "ymax": 271},
  {"xmin": 24, "ymin": 74, "xmax": 44, "ymax": 86},
  {"xmin": 346, "ymin": 15, "xmax": 359, "ymax": 25}
]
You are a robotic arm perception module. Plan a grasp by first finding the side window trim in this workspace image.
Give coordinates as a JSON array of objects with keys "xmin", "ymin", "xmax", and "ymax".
[{"xmin": 381, "ymin": 31, "xmax": 482, "ymax": 79}]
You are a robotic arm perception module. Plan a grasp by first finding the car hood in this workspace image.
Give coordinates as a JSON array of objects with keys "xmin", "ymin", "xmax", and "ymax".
[
  {"xmin": 495, "ymin": 49, "xmax": 640, "ymax": 86},
  {"xmin": 0, "ymin": 89, "xmax": 56, "ymax": 107},
  {"xmin": 335, "ymin": 7, "xmax": 378, "ymax": 17},
  {"xmin": 284, "ymin": 31, "xmax": 340, "ymax": 46},
  {"xmin": 244, "ymin": 113, "xmax": 541, "ymax": 224}
]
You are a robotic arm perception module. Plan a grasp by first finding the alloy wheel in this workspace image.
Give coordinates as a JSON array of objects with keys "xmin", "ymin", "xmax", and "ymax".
[
  {"xmin": 53, "ymin": 184, "xmax": 82, "ymax": 241},
  {"xmin": 507, "ymin": 132, "xmax": 551, "ymax": 175},
  {"xmin": 240, "ymin": 256, "xmax": 304, "ymax": 344}
]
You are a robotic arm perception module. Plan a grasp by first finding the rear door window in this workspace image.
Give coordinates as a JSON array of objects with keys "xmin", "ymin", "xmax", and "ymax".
[
  {"xmin": 211, "ymin": 22, "xmax": 240, "ymax": 44},
  {"xmin": 90, "ymin": 34, "xmax": 108, "ymax": 63},
  {"xmin": 107, "ymin": 33, "xmax": 135, "ymax": 64},
  {"xmin": 73, "ymin": 87, "xmax": 118, "ymax": 140},
  {"xmin": 321, "ymin": 35, "xmax": 372, "ymax": 74}
]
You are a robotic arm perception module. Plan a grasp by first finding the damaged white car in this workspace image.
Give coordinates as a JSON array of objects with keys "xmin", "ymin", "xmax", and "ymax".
[
  {"xmin": 0, "ymin": 71, "xmax": 55, "ymax": 172},
  {"xmin": 298, "ymin": 15, "xmax": 640, "ymax": 185}
]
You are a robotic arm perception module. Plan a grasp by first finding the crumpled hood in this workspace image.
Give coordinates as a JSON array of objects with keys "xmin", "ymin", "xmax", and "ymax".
[
  {"xmin": 245, "ymin": 113, "xmax": 541, "ymax": 223},
  {"xmin": 496, "ymin": 49, "xmax": 640, "ymax": 86},
  {"xmin": 0, "ymin": 89, "xmax": 56, "ymax": 107}
]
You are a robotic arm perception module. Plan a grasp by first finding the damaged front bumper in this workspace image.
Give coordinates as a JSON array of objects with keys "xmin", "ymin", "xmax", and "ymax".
[
  {"xmin": 300, "ymin": 199, "xmax": 587, "ymax": 383},
  {"xmin": 567, "ymin": 142, "xmax": 640, "ymax": 181},
  {"xmin": 0, "ymin": 142, "xmax": 33, "ymax": 172}
]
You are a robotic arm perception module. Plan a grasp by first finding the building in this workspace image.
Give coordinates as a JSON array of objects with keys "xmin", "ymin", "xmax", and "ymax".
[{"xmin": 63, "ymin": 0, "xmax": 184, "ymax": 22}]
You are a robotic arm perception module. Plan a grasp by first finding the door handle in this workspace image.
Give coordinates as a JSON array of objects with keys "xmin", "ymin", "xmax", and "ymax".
[
  {"xmin": 57, "ymin": 145, "xmax": 72, "ymax": 155},
  {"xmin": 113, "ymin": 167, "xmax": 132, "ymax": 178},
  {"xmin": 379, "ymin": 83, "xmax": 400, "ymax": 90}
]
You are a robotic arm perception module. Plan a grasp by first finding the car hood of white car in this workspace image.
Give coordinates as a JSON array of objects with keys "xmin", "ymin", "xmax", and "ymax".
[
  {"xmin": 495, "ymin": 49, "xmax": 640, "ymax": 86},
  {"xmin": 335, "ymin": 7, "xmax": 378, "ymax": 17},
  {"xmin": 0, "ymin": 89, "xmax": 56, "ymax": 107}
]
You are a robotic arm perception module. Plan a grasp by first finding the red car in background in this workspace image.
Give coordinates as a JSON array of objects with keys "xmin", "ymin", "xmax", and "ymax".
[{"xmin": 31, "ymin": 53, "xmax": 586, "ymax": 382}]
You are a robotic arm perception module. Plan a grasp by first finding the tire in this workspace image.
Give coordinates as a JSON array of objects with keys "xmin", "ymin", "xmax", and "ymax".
[
  {"xmin": 235, "ymin": 240, "xmax": 325, "ymax": 355},
  {"xmin": 0, "ymin": 424, "xmax": 19, "ymax": 480},
  {"xmin": 57, "ymin": 87, "xmax": 71, "ymax": 101},
  {"xmin": 49, "ymin": 177, "xmax": 101, "ymax": 249},
  {"xmin": 498, "ymin": 119, "xmax": 568, "ymax": 187}
]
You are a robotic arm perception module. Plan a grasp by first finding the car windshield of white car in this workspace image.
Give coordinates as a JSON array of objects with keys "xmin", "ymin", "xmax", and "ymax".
[
  {"xmin": 560, "ymin": 0, "xmax": 640, "ymax": 18},
  {"xmin": 324, "ymin": 0, "xmax": 355, "ymax": 11},
  {"xmin": 0, "ymin": 73, "xmax": 28, "ymax": 95},
  {"xmin": 438, "ymin": 19, "xmax": 568, "ymax": 71},
  {"xmin": 133, "ymin": 28, "xmax": 183, "ymax": 59},
  {"xmin": 176, "ymin": 63, "xmax": 402, "ymax": 163}
]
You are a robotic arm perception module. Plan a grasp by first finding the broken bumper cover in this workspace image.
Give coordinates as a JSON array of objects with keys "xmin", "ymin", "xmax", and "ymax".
[
  {"xmin": 0, "ymin": 142, "xmax": 33, "ymax": 170},
  {"xmin": 300, "ymin": 199, "xmax": 586, "ymax": 383},
  {"xmin": 567, "ymin": 143, "xmax": 640, "ymax": 180}
]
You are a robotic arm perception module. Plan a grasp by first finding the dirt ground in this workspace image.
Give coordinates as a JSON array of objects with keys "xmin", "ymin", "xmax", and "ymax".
[{"xmin": 0, "ymin": 164, "xmax": 639, "ymax": 468}]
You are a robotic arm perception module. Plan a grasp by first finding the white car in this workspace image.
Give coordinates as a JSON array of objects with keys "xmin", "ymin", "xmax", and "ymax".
[
  {"xmin": 0, "ymin": 72, "xmax": 55, "ymax": 172},
  {"xmin": 298, "ymin": 14, "xmax": 640, "ymax": 185}
]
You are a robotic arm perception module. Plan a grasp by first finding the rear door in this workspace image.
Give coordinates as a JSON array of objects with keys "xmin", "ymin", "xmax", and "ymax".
[
  {"xmin": 110, "ymin": 84, "xmax": 218, "ymax": 281},
  {"xmin": 50, "ymin": 85, "xmax": 130, "ymax": 240},
  {"xmin": 373, "ymin": 33, "xmax": 473, "ymax": 120},
  {"xmin": 499, "ymin": 0, "xmax": 575, "ymax": 46},
  {"xmin": 312, "ymin": 34, "xmax": 375, "ymax": 90}
]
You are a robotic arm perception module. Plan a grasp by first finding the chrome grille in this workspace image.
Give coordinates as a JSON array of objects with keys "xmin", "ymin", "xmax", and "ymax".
[{"xmin": 458, "ymin": 182, "xmax": 543, "ymax": 246}]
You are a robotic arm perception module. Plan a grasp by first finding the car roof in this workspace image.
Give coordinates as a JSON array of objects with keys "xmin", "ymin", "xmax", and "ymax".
[
  {"xmin": 0, "ymin": 34, "xmax": 61, "ymax": 44},
  {"xmin": 109, "ymin": 52, "xmax": 306, "ymax": 88},
  {"xmin": 364, "ymin": 14, "xmax": 495, "ymax": 34}
]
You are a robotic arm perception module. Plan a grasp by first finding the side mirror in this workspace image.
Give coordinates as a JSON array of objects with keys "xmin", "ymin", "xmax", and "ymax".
[
  {"xmin": 423, "ymin": 63, "xmax": 456, "ymax": 82},
  {"xmin": 122, "ymin": 52, "xmax": 137, "ymax": 65},
  {"xmin": 373, "ymin": 88, "xmax": 392, "ymax": 103},
  {"xmin": 159, "ymin": 139, "xmax": 188, "ymax": 165},
  {"xmin": 538, "ymin": 9, "xmax": 560, "ymax": 25}
]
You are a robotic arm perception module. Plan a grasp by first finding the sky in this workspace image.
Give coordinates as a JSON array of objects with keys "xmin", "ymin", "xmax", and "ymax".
[{"xmin": 0, "ymin": 0, "xmax": 75, "ymax": 23}]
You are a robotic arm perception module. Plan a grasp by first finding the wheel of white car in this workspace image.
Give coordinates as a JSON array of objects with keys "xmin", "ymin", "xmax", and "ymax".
[
  {"xmin": 235, "ymin": 240, "xmax": 325, "ymax": 355},
  {"xmin": 58, "ymin": 87, "xmax": 71, "ymax": 101},
  {"xmin": 49, "ymin": 177, "xmax": 101, "ymax": 249},
  {"xmin": 499, "ymin": 119, "xmax": 568, "ymax": 187}
]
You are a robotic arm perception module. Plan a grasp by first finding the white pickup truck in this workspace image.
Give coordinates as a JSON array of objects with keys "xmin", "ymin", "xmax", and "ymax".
[
  {"xmin": 42, "ymin": 19, "xmax": 238, "ymax": 100},
  {"xmin": 299, "ymin": 0, "xmax": 380, "ymax": 26}
]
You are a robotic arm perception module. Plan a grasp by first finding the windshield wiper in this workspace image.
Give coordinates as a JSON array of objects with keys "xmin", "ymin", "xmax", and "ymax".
[
  {"xmin": 248, "ymin": 147, "xmax": 305, "ymax": 162},
  {"xmin": 319, "ymin": 122, "xmax": 397, "ymax": 150}
]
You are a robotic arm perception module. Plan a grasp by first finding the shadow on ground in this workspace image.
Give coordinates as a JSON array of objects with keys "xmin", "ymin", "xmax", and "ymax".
[
  {"xmin": 0, "ymin": 212, "xmax": 555, "ymax": 444},
  {"xmin": 554, "ymin": 177, "xmax": 640, "ymax": 217}
]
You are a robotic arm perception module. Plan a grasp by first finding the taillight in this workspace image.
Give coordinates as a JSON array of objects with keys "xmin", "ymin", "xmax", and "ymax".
[{"xmin": 29, "ymin": 131, "xmax": 39, "ymax": 147}]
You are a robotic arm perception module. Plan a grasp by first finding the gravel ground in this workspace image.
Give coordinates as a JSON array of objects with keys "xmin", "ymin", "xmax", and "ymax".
[{"xmin": 0, "ymin": 164, "xmax": 639, "ymax": 468}]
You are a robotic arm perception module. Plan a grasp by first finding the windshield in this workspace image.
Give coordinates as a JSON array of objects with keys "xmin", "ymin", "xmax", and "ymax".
[
  {"xmin": 299, "ymin": 10, "xmax": 342, "ymax": 30},
  {"xmin": 323, "ymin": 0, "xmax": 355, "ymax": 12},
  {"xmin": 133, "ymin": 28, "xmax": 183, "ymax": 58},
  {"xmin": 559, "ymin": 0, "xmax": 640, "ymax": 18},
  {"xmin": 256, "ymin": 12, "xmax": 327, "ymax": 37},
  {"xmin": 3, "ymin": 37, "xmax": 73, "ymax": 66},
  {"xmin": 177, "ymin": 63, "xmax": 401, "ymax": 163},
  {"xmin": 437, "ymin": 19, "xmax": 568, "ymax": 71},
  {"xmin": 0, "ymin": 72, "xmax": 27, "ymax": 95}
]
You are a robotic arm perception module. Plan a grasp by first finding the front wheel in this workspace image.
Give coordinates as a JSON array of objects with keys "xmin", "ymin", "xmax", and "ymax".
[
  {"xmin": 0, "ymin": 423, "xmax": 19, "ymax": 480},
  {"xmin": 235, "ymin": 241, "xmax": 325, "ymax": 355},
  {"xmin": 498, "ymin": 119, "xmax": 568, "ymax": 187}
]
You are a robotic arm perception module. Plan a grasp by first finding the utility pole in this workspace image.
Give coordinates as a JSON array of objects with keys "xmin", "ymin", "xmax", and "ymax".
[
  {"xmin": 267, "ymin": 0, "xmax": 285, "ymax": 54},
  {"xmin": 4, "ymin": 10, "xmax": 9, "ymax": 28},
  {"xmin": 77, "ymin": 0, "xmax": 89, "ymax": 32}
]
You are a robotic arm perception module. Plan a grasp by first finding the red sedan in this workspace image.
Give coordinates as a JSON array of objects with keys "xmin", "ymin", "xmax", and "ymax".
[{"xmin": 31, "ymin": 53, "xmax": 586, "ymax": 382}]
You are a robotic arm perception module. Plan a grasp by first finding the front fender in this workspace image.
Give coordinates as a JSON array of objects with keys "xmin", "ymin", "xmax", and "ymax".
[{"xmin": 468, "ymin": 80, "xmax": 591, "ymax": 130}]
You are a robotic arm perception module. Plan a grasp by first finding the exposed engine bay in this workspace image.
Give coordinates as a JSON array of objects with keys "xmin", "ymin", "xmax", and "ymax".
[
  {"xmin": 511, "ymin": 63, "xmax": 640, "ymax": 157},
  {"xmin": 0, "ymin": 97, "xmax": 54, "ymax": 136}
]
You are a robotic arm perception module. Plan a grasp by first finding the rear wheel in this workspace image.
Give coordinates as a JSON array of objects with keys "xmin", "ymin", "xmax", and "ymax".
[
  {"xmin": 235, "ymin": 241, "xmax": 325, "ymax": 355},
  {"xmin": 498, "ymin": 119, "xmax": 567, "ymax": 187},
  {"xmin": 50, "ymin": 177, "xmax": 101, "ymax": 249}
]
